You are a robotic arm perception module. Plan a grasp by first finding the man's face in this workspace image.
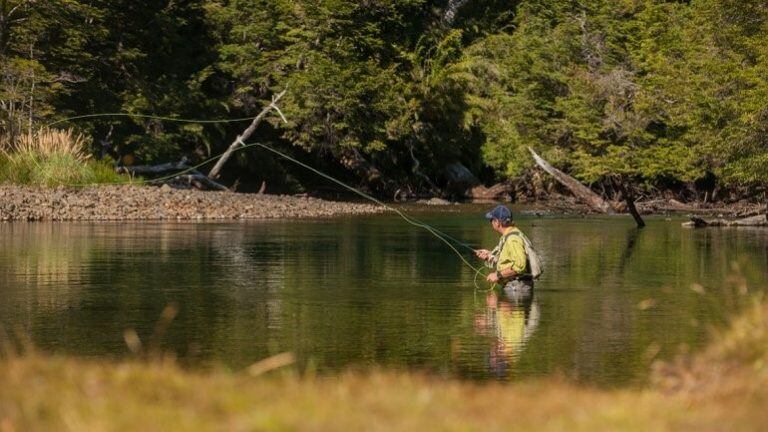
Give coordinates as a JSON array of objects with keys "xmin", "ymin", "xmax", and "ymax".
[{"xmin": 491, "ymin": 219, "xmax": 501, "ymax": 231}]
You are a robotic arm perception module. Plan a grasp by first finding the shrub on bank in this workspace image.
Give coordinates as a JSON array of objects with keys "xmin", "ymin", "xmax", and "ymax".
[{"xmin": 0, "ymin": 128, "xmax": 129, "ymax": 187}]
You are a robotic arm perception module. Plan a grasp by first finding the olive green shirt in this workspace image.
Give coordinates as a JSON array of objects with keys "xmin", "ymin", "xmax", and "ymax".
[{"xmin": 496, "ymin": 227, "xmax": 527, "ymax": 275}]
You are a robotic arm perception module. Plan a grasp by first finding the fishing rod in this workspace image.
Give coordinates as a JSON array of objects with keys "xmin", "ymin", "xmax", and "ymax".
[
  {"xmin": 242, "ymin": 140, "xmax": 482, "ymax": 269},
  {"xmin": 50, "ymin": 112, "xmax": 490, "ymax": 284}
]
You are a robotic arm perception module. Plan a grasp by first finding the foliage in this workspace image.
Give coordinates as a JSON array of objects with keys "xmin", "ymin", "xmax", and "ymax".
[
  {"xmin": 644, "ymin": 0, "xmax": 768, "ymax": 187},
  {"xmin": 0, "ymin": 0, "xmax": 765, "ymax": 195},
  {"xmin": 0, "ymin": 128, "xmax": 128, "ymax": 186},
  {"xmin": 462, "ymin": 1, "xmax": 702, "ymax": 187}
]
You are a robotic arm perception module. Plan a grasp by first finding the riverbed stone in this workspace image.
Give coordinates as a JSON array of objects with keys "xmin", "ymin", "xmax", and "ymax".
[{"xmin": 0, "ymin": 185, "xmax": 381, "ymax": 222}]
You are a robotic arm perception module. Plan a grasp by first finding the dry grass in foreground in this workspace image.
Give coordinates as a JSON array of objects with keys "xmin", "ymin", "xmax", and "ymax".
[{"xmin": 2, "ymin": 298, "xmax": 768, "ymax": 431}]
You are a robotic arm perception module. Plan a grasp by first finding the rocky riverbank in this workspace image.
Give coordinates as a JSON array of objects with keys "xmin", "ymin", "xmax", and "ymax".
[
  {"xmin": 1, "ymin": 184, "xmax": 762, "ymax": 222},
  {"xmin": 0, "ymin": 185, "xmax": 381, "ymax": 222}
]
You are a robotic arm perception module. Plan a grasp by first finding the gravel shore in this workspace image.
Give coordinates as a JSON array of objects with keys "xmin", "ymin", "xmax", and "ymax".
[{"xmin": 0, "ymin": 185, "xmax": 381, "ymax": 222}]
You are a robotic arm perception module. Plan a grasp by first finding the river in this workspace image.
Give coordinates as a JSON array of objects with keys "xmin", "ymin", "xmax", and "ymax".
[{"xmin": 1, "ymin": 206, "xmax": 766, "ymax": 386}]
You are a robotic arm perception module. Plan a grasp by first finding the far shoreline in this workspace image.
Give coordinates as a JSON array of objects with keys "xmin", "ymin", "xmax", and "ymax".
[{"xmin": 0, "ymin": 184, "xmax": 762, "ymax": 223}]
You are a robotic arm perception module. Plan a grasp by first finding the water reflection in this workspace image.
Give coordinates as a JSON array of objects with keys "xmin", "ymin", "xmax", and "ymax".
[
  {"xmin": 1, "ymin": 214, "xmax": 767, "ymax": 385},
  {"xmin": 475, "ymin": 289, "xmax": 539, "ymax": 379}
]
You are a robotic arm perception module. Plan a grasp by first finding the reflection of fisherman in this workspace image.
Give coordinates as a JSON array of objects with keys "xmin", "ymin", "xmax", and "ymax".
[
  {"xmin": 474, "ymin": 205, "xmax": 534, "ymax": 296},
  {"xmin": 475, "ymin": 291, "xmax": 540, "ymax": 377}
]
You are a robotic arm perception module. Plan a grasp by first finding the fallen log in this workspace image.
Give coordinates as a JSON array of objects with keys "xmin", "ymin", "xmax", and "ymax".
[
  {"xmin": 117, "ymin": 158, "xmax": 190, "ymax": 175},
  {"xmin": 528, "ymin": 147, "xmax": 614, "ymax": 214},
  {"xmin": 118, "ymin": 159, "xmax": 229, "ymax": 191},
  {"xmin": 683, "ymin": 215, "xmax": 768, "ymax": 228},
  {"xmin": 153, "ymin": 173, "xmax": 229, "ymax": 192}
]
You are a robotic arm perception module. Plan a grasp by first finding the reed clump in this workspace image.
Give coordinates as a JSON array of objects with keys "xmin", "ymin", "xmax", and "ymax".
[{"xmin": 0, "ymin": 128, "xmax": 127, "ymax": 187}]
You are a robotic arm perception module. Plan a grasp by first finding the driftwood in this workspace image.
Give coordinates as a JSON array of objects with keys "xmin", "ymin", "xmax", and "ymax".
[
  {"xmin": 207, "ymin": 90, "xmax": 288, "ymax": 180},
  {"xmin": 528, "ymin": 147, "xmax": 614, "ymax": 214},
  {"xmin": 117, "ymin": 158, "xmax": 191, "ymax": 175},
  {"xmin": 155, "ymin": 174, "xmax": 229, "ymax": 192},
  {"xmin": 683, "ymin": 215, "xmax": 768, "ymax": 228},
  {"xmin": 119, "ymin": 158, "xmax": 229, "ymax": 191}
]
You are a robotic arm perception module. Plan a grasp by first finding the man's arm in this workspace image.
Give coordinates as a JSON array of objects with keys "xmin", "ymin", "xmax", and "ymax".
[
  {"xmin": 487, "ymin": 266, "xmax": 518, "ymax": 283},
  {"xmin": 475, "ymin": 249, "xmax": 492, "ymax": 260}
]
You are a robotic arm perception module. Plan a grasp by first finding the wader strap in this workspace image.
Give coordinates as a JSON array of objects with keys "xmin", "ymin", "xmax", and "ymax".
[{"xmin": 498, "ymin": 231, "xmax": 532, "ymax": 280}]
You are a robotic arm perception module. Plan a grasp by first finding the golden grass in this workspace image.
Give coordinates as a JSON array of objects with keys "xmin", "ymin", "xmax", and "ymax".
[
  {"xmin": 0, "ymin": 128, "xmax": 127, "ymax": 186},
  {"xmin": 2, "ymin": 299, "xmax": 768, "ymax": 431},
  {"xmin": 3, "ymin": 129, "xmax": 89, "ymax": 162},
  {"xmin": 0, "ymin": 357, "xmax": 691, "ymax": 432}
]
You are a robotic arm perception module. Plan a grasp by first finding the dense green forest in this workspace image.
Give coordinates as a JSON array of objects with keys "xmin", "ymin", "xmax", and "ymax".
[{"xmin": 0, "ymin": 0, "xmax": 766, "ymax": 198}]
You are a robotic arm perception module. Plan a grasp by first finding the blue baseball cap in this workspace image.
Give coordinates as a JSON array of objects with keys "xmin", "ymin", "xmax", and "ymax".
[{"xmin": 485, "ymin": 205, "xmax": 512, "ymax": 223}]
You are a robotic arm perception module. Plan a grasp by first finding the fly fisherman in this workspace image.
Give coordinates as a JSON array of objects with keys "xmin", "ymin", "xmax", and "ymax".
[{"xmin": 475, "ymin": 205, "xmax": 534, "ymax": 296}]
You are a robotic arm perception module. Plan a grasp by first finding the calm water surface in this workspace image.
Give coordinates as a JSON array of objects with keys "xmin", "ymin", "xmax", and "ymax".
[{"xmin": 1, "ymin": 207, "xmax": 767, "ymax": 386}]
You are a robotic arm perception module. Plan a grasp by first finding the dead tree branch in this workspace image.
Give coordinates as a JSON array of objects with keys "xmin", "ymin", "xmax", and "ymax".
[
  {"xmin": 528, "ymin": 147, "xmax": 615, "ymax": 214},
  {"xmin": 207, "ymin": 89, "xmax": 288, "ymax": 180}
]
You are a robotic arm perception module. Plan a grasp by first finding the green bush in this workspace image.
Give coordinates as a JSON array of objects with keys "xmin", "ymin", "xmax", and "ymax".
[
  {"xmin": 0, "ymin": 128, "xmax": 131, "ymax": 187},
  {"xmin": 0, "ymin": 151, "xmax": 128, "ymax": 187}
]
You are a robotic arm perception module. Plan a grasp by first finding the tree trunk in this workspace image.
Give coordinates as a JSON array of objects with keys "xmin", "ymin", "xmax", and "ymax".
[
  {"xmin": 207, "ymin": 90, "xmax": 287, "ymax": 180},
  {"xmin": 442, "ymin": 0, "xmax": 470, "ymax": 27},
  {"xmin": 408, "ymin": 144, "xmax": 440, "ymax": 195},
  {"xmin": 528, "ymin": 147, "xmax": 615, "ymax": 214},
  {"xmin": 614, "ymin": 177, "xmax": 645, "ymax": 228}
]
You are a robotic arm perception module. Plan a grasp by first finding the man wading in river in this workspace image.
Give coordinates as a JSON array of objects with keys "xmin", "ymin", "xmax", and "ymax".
[{"xmin": 475, "ymin": 205, "xmax": 535, "ymax": 296}]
